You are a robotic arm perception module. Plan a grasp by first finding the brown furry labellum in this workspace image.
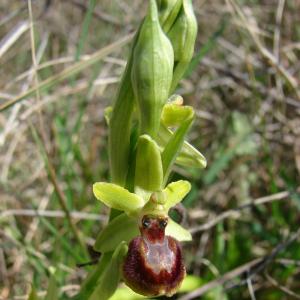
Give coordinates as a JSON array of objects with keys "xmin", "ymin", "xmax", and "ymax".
[{"xmin": 122, "ymin": 214, "xmax": 185, "ymax": 297}]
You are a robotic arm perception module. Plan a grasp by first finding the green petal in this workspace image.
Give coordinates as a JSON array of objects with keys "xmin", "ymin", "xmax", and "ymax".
[
  {"xmin": 135, "ymin": 135, "xmax": 163, "ymax": 192},
  {"xmin": 161, "ymin": 102, "xmax": 194, "ymax": 127},
  {"xmin": 89, "ymin": 242, "xmax": 128, "ymax": 300},
  {"xmin": 164, "ymin": 180, "xmax": 191, "ymax": 211},
  {"xmin": 94, "ymin": 213, "xmax": 139, "ymax": 253},
  {"xmin": 93, "ymin": 183, "xmax": 144, "ymax": 214},
  {"xmin": 166, "ymin": 218, "xmax": 192, "ymax": 241}
]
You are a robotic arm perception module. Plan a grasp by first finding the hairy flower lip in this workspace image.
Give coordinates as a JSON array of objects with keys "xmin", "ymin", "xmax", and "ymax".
[
  {"xmin": 122, "ymin": 214, "xmax": 185, "ymax": 297},
  {"xmin": 123, "ymin": 236, "xmax": 185, "ymax": 297}
]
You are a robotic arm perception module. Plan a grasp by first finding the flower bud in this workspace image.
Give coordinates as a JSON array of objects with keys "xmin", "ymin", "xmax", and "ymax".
[
  {"xmin": 131, "ymin": 0, "xmax": 174, "ymax": 138},
  {"xmin": 167, "ymin": 0, "xmax": 197, "ymax": 92},
  {"xmin": 157, "ymin": 0, "xmax": 183, "ymax": 33},
  {"xmin": 122, "ymin": 215, "xmax": 185, "ymax": 297}
]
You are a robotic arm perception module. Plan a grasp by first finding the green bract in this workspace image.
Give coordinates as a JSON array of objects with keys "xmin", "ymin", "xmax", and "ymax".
[
  {"xmin": 89, "ymin": 242, "xmax": 128, "ymax": 300},
  {"xmin": 134, "ymin": 135, "xmax": 163, "ymax": 192},
  {"xmin": 131, "ymin": 0, "xmax": 174, "ymax": 138}
]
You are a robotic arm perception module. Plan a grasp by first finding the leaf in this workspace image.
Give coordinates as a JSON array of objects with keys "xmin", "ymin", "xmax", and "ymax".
[
  {"xmin": 164, "ymin": 180, "xmax": 191, "ymax": 211},
  {"xmin": 73, "ymin": 253, "xmax": 112, "ymax": 300},
  {"xmin": 27, "ymin": 286, "xmax": 39, "ymax": 300},
  {"xmin": 45, "ymin": 274, "xmax": 58, "ymax": 300},
  {"xmin": 135, "ymin": 135, "xmax": 163, "ymax": 192},
  {"xmin": 93, "ymin": 183, "xmax": 144, "ymax": 214},
  {"xmin": 94, "ymin": 213, "xmax": 139, "ymax": 253},
  {"xmin": 166, "ymin": 218, "xmax": 192, "ymax": 241},
  {"xmin": 89, "ymin": 242, "xmax": 128, "ymax": 300}
]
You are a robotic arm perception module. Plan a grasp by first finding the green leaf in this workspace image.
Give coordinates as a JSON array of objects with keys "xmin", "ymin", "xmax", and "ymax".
[
  {"xmin": 157, "ymin": 124, "xmax": 206, "ymax": 169},
  {"xmin": 73, "ymin": 253, "xmax": 112, "ymax": 300},
  {"xmin": 161, "ymin": 107, "xmax": 194, "ymax": 182},
  {"xmin": 94, "ymin": 213, "xmax": 139, "ymax": 253},
  {"xmin": 166, "ymin": 218, "xmax": 192, "ymax": 241},
  {"xmin": 164, "ymin": 180, "xmax": 191, "ymax": 211},
  {"xmin": 89, "ymin": 242, "xmax": 128, "ymax": 300},
  {"xmin": 27, "ymin": 286, "xmax": 39, "ymax": 300},
  {"xmin": 45, "ymin": 274, "xmax": 58, "ymax": 300},
  {"xmin": 135, "ymin": 135, "xmax": 163, "ymax": 192},
  {"xmin": 93, "ymin": 183, "xmax": 144, "ymax": 214}
]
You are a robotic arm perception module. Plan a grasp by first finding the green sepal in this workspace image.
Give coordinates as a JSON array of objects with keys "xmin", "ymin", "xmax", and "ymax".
[
  {"xmin": 163, "ymin": 180, "xmax": 191, "ymax": 211},
  {"xmin": 94, "ymin": 213, "xmax": 139, "ymax": 253},
  {"xmin": 93, "ymin": 183, "xmax": 144, "ymax": 214},
  {"xmin": 157, "ymin": 124, "xmax": 206, "ymax": 168},
  {"xmin": 161, "ymin": 106, "xmax": 195, "ymax": 182},
  {"xmin": 166, "ymin": 218, "xmax": 192, "ymax": 241},
  {"xmin": 135, "ymin": 135, "xmax": 163, "ymax": 192},
  {"xmin": 89, "ymin": 242, "xmax": 128, "ymax": 300}
]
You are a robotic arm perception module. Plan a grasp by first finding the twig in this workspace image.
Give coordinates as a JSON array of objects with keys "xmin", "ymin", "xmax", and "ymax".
[
  {"xmin": 265, "ymin": 271, "xmax": 300, "ymax": 299},
  {"xmin": 247, "ymin": 272, "xmax": 257, "ymax": 300},
  {"xmin": 226, "ymin": 0, "xmax": 299, "ymax": 99},
  {"xmin": 189, "ymin": 190, "xmax": 291, "ymax": 234},
  {"xmin": 0, "ymin": 21, "xmax": 30, "ymax": 59},
  {"xmin": 180, "ymin": 228, "xmax": 300, "ymax": 300},
  {"xmin": 0, "ymin": 209, "xmax": 107, "ymax": 221},
  {"xmin": 178, "ymin": 258, "xmax": 263, "ymax": 300},
  {"xmin": 0, "ymin": 33, "xmax": 133, "ymax": 112}
]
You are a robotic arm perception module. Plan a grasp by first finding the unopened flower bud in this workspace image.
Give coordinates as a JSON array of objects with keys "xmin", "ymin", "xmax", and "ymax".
[
  {"xmin": 167, "ymin": 0, "xmax": 197, "ymax": 92},
  {"xmin": 131, "ymin": 0, "xmax": 174, "ymax": 138}
]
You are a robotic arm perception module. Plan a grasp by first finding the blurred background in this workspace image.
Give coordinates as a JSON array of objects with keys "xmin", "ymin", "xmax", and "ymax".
[{"xmin": 0, "ymin": 0, "xmax": 300, "ymax": 299}]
